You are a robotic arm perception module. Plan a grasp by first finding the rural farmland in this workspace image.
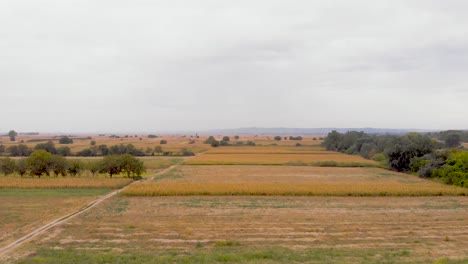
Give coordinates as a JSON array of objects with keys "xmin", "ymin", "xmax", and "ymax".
[
  {"xmin": 2, "ymin": 2, "xmax": 468, "ymax": 262},
  {"xmin": 0, "ymin": 133, "xmax": 467, "ymax": 263}
]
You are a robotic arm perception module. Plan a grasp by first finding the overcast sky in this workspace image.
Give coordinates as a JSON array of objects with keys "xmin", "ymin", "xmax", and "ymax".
[{"xmin": 1, "ymin": 0, "xmax": 467, "ymax": 133}]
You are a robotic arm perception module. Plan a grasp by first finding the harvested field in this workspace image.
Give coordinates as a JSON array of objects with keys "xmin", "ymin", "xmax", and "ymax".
[
  {"xmin": 185, "ymin": 153, "xmax": 378, "ymax": 166},
  {"xmin": 122, "ymin": 166, "xmax": 468, "ymax": 196},
  {"xmin": 0, "ymin": 178, "xmax": 132, "ymax": 189},
  {"xmin": 205, "ymin": 145, "xmax": 325, "ymax": 154},
  {"xmin": 10, "ymin": 196, "xmax": 468, "ymax": 263},
  {"xmin": 0, "ymin": 189, "xmax": 110, "ymax": 250},
  {"xmin": 140, "ymin": 157, "xmax": 184, "ymax": 173}
]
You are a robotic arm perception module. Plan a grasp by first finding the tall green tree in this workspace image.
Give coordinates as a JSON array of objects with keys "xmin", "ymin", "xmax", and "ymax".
[
  {"xmin": 385, "ymin": 133, "xmax": 434, "ymax": 172},
  {"xmin": 15, "ymin": 159, "xmax": 28, "ymax": 177},
  {"xmin": 50, "ymin": 155, "xmax": 68, "ymax": 176},
  {"xmin": 120, "ymin": 154, "xmax": 145, "ymax": 178},
  {"xmin": 34, "ymin": 141, "xmax": 57, "ymax": 154},
  {"xmin": 445, "ymin": 133, "xmax": 461, "ymax": 148},
  {"xmin": 8, "ymin": 130, "xmax": 18, "ymax": 141},
  {"xmin": 67, "ymin": 160, "xmax": 83, "ymax": 176},
  {"xmin": 100, "ymin": 155, "xmax": 123, "ymax": 178},
  {"xmin": 0, "ymin": 158, "xmax": 16, "ymax": 175},
  {"xmin": 27, "ymin": 150, "xmax": 53, "ymax": 178},
  {"xmin": 58, "ymin": 136, "xmax": 74, "ymax": 144}
]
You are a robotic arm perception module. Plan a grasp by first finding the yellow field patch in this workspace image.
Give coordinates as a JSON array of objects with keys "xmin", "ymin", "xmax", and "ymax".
[
  {"xmin": 205, "ymin": 145, "xmax": 325, "ymax": 154},
  {"xmin": 185, "ymin": 153, "xmax": 378, "ymax": 165},
  {"xmin": 122, "ymin": 166, "xmax": 467, "ymax": 196},
  {"xmin": 0, "ymin": 177, "xmax": 132, "ymax": 189}
]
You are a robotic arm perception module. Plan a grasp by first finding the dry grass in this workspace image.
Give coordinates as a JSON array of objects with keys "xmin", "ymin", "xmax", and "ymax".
[
  {"xmin": 11, "ymin": 196, "xmax": 468, "ymax": 263},
  {"xmin": 0, "ymin": 189, "xmax": 109, "ymax": 249},
  {"xmin": 185, "ymin": 153, "xmax": 378, "ymax": 166},
  {"xmin": 122, "ymin": 166, "xmax": 468, "ymax": 196},
  {"xmin": 0, "ymin": 177, "xmax": 132, "ymax": 189}
]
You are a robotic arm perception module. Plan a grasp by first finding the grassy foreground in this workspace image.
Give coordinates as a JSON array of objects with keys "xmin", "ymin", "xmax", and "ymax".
[{"xmin": 18, "ymin": 246, "xmax": 465, "ymax": 264}]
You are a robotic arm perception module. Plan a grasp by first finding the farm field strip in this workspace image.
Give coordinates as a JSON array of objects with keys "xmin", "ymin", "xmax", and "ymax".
[
  {"xmin": 123, "ymin": 166, "xmax": 468, "ymax": 196},
  {"xmin": 10, "ymin": 196, "xmax": 468, "ymax": 263},
  {"xmin": 205, "ymin": 145, "xmax": 326, "ymax": 154},
  {"xmin": 123, "ymin": 182, "xmax": 468, "ymax": 196},
  {"xmin": 185, "ymin": 153, "xmax": 378, "ymax": 165},
  {"xmin": 0, "ymin": 178, "xmax": 132, "ymax": 189}
]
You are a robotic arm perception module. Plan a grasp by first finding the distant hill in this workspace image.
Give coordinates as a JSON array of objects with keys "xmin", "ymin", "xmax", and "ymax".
[{"xmin": 199, "ymin": 127, "xmax": 439, "ymax": 135}]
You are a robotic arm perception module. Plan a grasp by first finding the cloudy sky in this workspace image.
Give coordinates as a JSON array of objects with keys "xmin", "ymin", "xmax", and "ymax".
[{"xmin": 1, "ymin": 0, "xmax": 467, "ymax": 133}]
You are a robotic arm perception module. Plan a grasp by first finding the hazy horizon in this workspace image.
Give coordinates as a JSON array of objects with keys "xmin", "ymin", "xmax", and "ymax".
[
  {"xmin": 0, "ymin": 126, "xmax": 457, "ymax": 135},
  {"xmin": 2, "ymin": 1, "xmax": 468, "ymax": 132}
]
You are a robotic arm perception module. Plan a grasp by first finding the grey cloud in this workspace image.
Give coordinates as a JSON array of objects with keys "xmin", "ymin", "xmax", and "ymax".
[{"xmin": 1, "ymin": 0, "xmax": 468, "ymax": 132}]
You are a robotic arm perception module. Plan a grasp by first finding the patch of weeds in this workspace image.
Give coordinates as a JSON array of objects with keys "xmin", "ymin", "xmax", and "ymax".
[
  {"xmin": 153, "ymin": 169, "xmax": 185, "ymax": 181},
  {"xmin": 195, "ymin": 242, "xmax": 204, "ymax": 249},
  {"xmin": 105, "ymin": 199, "xmax": 129, "ymax": 213},
  {"xmin": 214, "ymin": 241, "xmax": 241, "ymax": 247},
  {"xmin": 19, "ymin": 246, "xmax": 463, "ymax": 264}
]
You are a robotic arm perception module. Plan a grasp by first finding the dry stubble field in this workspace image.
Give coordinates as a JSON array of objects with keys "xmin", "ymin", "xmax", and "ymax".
[
  {"xmin": 8, "ymin": 196, "xmax": 468, "ymax": 263},
  {"xmin": 0, "ymin": 189, "xmax": 111, "ymax": 250}
]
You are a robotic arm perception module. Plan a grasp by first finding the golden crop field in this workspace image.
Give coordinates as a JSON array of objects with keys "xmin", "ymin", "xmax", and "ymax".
[
  {"xmin": 205, "ymin": 145, "xmax": 325, "ymax": 154},
  {"xmin": 0, "ymin": 177, "xmax": 132, "ymax": 189},
  {"xmin": 185, "ymin": 153, "xmax": 379, "ymax": 166},
  {"xmin": 122, "ymin": 166, "xmax": 468, "ymax": 196},
  {"xmin": 9, "ymin": 196, "xmax": 468, "ymax": 263}
]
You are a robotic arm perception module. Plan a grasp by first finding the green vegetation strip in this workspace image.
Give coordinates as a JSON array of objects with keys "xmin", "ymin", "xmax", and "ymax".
[{"xmin": 18, "ymin": 246, "xmax": 464, "ymax": 264}]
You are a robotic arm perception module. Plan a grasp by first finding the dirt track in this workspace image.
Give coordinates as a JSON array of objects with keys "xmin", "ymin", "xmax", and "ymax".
[{"xmin": 0, "ymin": 160, "xmax": 186, "ymax": 258}]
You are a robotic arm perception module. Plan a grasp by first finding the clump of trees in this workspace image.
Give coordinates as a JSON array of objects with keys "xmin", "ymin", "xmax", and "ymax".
[
  {"xmin": 76, "ymin": 143, "xmax": 145, "ymax": 157},
  {"xmin": 7, "ymin": 144, "xmax": 32, "ymax": 156},
  {"xmin": 58, "ymin": 136, "xmax": 73, "ymax": 144},
  {"xmin": 289, "ymin": 136, "xmax": 303, "ymax": 141},
  {"xmin": 0, "ymin": 151, "xmax": 145, "ymax": 179},
  {"xmin": 322, "ymin": 130, "xmax": 468, "ymax": 188},
  {"xmin": 8, "ymin": 130, "xmax": 18, "ymax": 141},
  {"xmin": 429, "ymin": 130, "xmax": 468, "ymax": 146},
  {"xmin": 204, "ymin": 136, "xmax": 255, "ymax": 147},
  {"xmin": 3, "ymin": 140, "xmax": 195, "ymax": 158}
]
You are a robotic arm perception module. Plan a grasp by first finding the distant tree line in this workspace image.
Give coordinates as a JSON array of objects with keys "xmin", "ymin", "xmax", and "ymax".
[
  {"xmin": 427, "ymin": 130, "xmax": 468, "ymax": 148},
  {"xmin": 0, "ymin": 150, "xmax": 145, "ymax": 178},
  {"xmin": 204, "ymin": 136, "xmax": 255, "ymax": 147},
  {"xmin": 0, "ymin": 141, "xmax": 194, "ymax": 157},
  {"xmin": 322, "ymin": 130, "xmax": 467, "ymax": 187}
]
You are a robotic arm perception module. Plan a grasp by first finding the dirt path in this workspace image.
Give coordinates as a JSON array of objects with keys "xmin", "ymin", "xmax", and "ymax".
[{"xmin": 0, "ymin": 158, "xmax": 190, "ymax": 258}]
